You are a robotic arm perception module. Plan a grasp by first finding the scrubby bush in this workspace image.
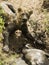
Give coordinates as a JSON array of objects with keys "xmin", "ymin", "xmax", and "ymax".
[
  {"xmin": 0, "ymin": 60, "xmax": 3, "ymax": 65},
  {"xmin": 0, "ymin": 6, "xmax": 5, "ymax": 33},
  {"xmin": 0, "ymin": 17, "xmax": 4, "ymax": 33}
]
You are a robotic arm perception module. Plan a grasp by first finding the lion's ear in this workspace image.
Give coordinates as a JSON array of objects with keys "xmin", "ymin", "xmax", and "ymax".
[
  {"xmin": 29, "ymin": 10, "xmax": 33, "ymax": 16},
  {"xmin": 18, "ymin": 8, "xmax": 22, "ymax": 13},
  {"xmin": 27, "ymin": 10, "xmax": 33, "ymax": 19}
]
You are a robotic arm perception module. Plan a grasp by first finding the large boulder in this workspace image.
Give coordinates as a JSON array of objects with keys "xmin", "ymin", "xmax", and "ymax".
[{"xmin": 22, "ymin": 48, "xmax": 49, "ymax": 65}]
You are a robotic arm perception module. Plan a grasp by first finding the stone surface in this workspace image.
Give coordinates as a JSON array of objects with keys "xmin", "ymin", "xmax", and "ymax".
[
  {"xmin": 15, "ymin": 57, "xmax": 28, "ymax": 65},
  {"xmin": 22, "ymin": 48, "xmax": 49, "ymax": 65}
]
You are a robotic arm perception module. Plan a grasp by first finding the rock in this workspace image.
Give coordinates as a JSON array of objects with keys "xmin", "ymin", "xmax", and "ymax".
[
  {"xmin": 15, "ymin": 57, "xmax": 28, "ymax": 65},
  {"xmin": 2, "ymin": 45, "xmax": 9, "ymax": 53},
  {"xmin": 22, "ymin": 48, "xmax": 49, "ymax": 65},
  {"xmin": 0, "ymin": 1, "xmax": 16, "ymax": 16}
]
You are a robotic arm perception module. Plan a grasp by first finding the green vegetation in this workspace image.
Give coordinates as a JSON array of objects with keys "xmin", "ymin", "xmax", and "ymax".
[
  {"xmin": 0, "ymin": 6, "xmax": 5, "ymax": 33},
  {"xmin": 0, "ymin": 6, "xmax": 5, "ymax": 41},
  {"xmin": 0, "ymin": 17, "xmax": 4, "ymax": 33},
  {"xmin": 0, "ymin": 60, "xmax": 3, "ymax": 65}
]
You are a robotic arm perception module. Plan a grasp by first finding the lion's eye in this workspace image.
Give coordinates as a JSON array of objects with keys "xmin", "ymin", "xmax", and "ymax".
[{"xmin": 21, "ymin": 13, "xmax": 25, "ymax": 16}]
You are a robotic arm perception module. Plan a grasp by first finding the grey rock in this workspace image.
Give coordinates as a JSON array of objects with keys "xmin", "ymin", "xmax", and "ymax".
[
  {"xmin": 2, "ymin": 45, "xmax": 9, "ymax": 52},
  {"xmin": 15, "ymin": 57, "xmax": 28, "ymax": 65},
  {"xmin": 22, "ymin": 48, "xmax": 49, "ymax": 65},
  {"xmin": 1, "ymin": 1, "xmax": 15, "ymax": 16}
]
